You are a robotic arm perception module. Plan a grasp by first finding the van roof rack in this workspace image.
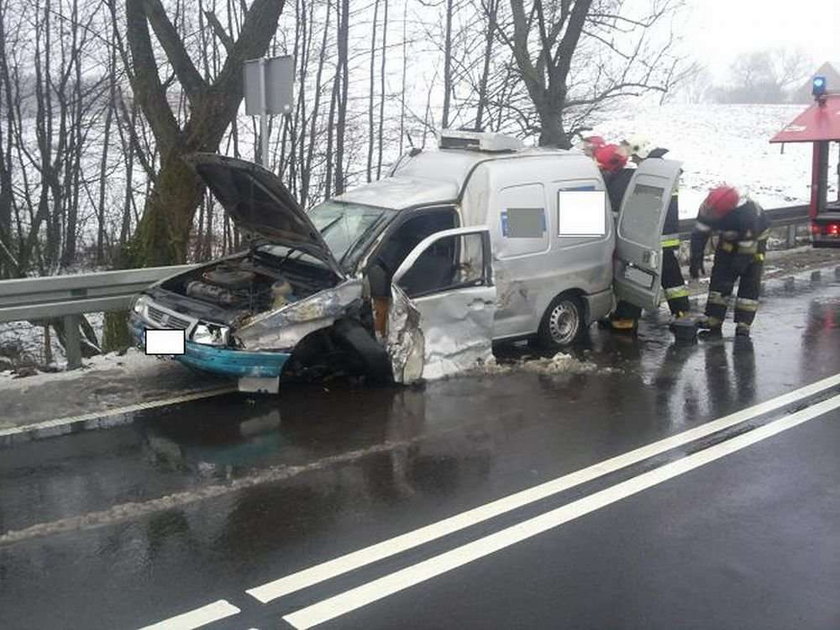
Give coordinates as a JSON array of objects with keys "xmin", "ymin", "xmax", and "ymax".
[{"xmin": 438, "ymin": 129, "xmax": 524, "ymax": 152}]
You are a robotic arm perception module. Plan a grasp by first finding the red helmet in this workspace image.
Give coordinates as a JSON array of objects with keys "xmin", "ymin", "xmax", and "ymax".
[
  {"xmin": 594, "ymin": 144, "xmax": 628, "ymax": 173},
  {"xmin": 581, "ymin": 135, "xmax": 606, "ymax": 157},
  {"xmin": 702, "ymin": 185, "xmax": 742, "ymax": 218}
]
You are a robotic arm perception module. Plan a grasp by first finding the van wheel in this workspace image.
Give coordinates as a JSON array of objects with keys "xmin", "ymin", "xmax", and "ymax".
[{"xmin": 537, "ymin": 295, "xmax": 584, "ymax": 350}]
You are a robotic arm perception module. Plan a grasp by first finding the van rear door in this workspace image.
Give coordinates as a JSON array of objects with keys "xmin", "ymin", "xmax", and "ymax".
[
  {"xmin": 613, "ymin": 159, "xmax": 682, "ymax": 311},
  {"xmin": 387, "ymin": 227, "xmax": 495, "ymax": 384}
]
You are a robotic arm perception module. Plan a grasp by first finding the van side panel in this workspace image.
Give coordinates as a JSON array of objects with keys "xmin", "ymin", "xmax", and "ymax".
[{"xmin": 461, "ymin": 155, "xmax": 614, "ymax": 340}]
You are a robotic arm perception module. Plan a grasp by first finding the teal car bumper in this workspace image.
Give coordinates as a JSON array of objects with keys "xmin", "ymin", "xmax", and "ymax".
[{"xmin": 130, "ymin": 315, "xmax": 290, "ymax": 378}]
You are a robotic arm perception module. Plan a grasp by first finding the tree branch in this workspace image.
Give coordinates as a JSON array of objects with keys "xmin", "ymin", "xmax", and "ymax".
[
  {"xmin": 125, "ymin": 0, "xmax": 180, "ymax": 154},
  {"xmin": 203, "ymin": 10, "xmax": 234, "ymax": 53},
  {"xmin": 141, "ymin": 0, "xmax": 207, "ymax": 101}
]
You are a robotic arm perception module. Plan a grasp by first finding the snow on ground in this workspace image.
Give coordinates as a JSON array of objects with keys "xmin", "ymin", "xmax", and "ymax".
[
  {"xmin": 591, "ymin": 103, "xmax": 839, "ymax": 217},
  {"xmin": 0, "ymin": 312, "xmax": 104, "ymax": 370},
  {"xmin": 0, "ymin": 348, "xmax": 151, "ymax": 386},
  {"xmin": 0, "ymin": 348, "xmax": 232, "ymax": 430},
  {"xmin": 467, "ymin": 353, "xmax": 621, "ymax": 378}
]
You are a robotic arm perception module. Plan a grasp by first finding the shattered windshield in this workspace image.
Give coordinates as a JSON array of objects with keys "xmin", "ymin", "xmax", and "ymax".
[{"xmin": 308, "ymin": 200, "xmax": 396, "ymax": 266}]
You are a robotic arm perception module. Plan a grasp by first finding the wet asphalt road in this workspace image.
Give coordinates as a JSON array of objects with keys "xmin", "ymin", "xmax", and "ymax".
[{"xmin": 1, "ymin": 272, "xmax": 839, "ymax": 630}]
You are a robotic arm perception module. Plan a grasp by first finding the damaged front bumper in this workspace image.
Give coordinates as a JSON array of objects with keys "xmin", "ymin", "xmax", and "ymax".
[
  {"xmin": 129, "ymin": 313, "xmax": 291, "ymax": 378},
  {"xmin": 129, "ymin": 279, "xmax": 365, "ymax": 381}
]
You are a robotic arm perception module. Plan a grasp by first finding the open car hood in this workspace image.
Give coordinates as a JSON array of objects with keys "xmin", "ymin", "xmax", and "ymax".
[{"xmin": 186, "ymin": 154, "xmax": 343, "ymax": 276}]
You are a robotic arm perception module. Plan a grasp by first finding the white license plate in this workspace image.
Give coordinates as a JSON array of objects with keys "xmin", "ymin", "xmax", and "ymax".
[
  {"xmin": 145, "ymin": 329, "xmax": 185, "ymax": 355},
  {"xmin": 624, "ymin": 265, "xmax": 655, "ymax": 289}
]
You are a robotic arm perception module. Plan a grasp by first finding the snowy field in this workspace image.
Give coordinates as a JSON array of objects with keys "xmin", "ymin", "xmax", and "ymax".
[{"xmin": 591, "ymin": 103, "xmax": 838, "ymax": 217}]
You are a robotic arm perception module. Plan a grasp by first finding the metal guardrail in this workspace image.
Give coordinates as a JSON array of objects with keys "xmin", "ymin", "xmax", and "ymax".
[
  {"xmin": 0, "ymin": 205, "xmax": 810, "ymax": 370},
  {"xmin": 677, "ymin": 204, "xmax": 809, "ymax": 240},
  {"xmin": 0, "ymin": 265, "xmax": 196, "ymax": 323},
  {"xmin": 0, "ymin": 264, "xmax": 196, "ymax": 368}
]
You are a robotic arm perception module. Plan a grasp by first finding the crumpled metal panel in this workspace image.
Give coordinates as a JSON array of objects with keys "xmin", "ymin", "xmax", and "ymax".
[
  {"xmin": 413, "ymin": 291, "xmax": 494, "ymax": 381},
  {"xmin": 235, "ymin": 279, "xmax": 363, "ymax": 350},
  {"xmin": 387, "ymin": 284, "xmax": 494, "ymax": 384},
  {"xmin": 386, "ymin": 286, "xmax": 425, "ymax": 384}
]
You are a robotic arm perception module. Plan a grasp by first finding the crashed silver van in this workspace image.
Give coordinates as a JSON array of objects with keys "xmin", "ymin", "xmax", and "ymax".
[{"xmin": 130, "ymin": 131, "xmax": 681, "ymax": 389}]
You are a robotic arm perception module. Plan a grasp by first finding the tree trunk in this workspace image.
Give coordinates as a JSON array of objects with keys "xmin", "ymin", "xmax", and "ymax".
[
  {"xmin": 475, "ymin": 0, "xmax": 498, "ymax": 131},
  {"xmin": 441, "ymin": 0, "xmax": 454, "ymax": 129},
  {"xmin": 334, "ymin": 0, "xmax": 349, "ymax": 195},
  {"xmin": 376, "ymin": 0, "xmax": 388, "ymax": 179},
  {"xmin": 538, "ymin": 104, "xmax": 571, "ymax": 148},
  {"xmin": 366, "ymin": 0, "xmax": 380, "ymax": 183},
  {"xmin": 126, "ymin": 150, "xmax": 205, "ymax": 266},
  {"xmin": 97, "ymin": 100, "xmax": 115, "ymax": 264}
]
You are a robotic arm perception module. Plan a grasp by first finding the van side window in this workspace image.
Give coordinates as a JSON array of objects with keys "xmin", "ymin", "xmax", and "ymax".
[
  {"xmin": 368, "ymin": 208, "xmax": 458, "ymax": 299},
  {"xmin": 618, "ymin": 183, "xmax": 665, "ymax": 245},
  {"xmin": 398, "ymin": 233, "xmax": 488, "ymax": 299},
  {"xmin": 496, "ymin": 183, "xmax": 548, "ymax": 258}
]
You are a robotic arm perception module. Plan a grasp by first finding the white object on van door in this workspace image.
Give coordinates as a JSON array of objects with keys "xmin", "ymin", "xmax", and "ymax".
[{"xmin": 557, "ymin": 190, "xmax": 607, "ymax": 237}]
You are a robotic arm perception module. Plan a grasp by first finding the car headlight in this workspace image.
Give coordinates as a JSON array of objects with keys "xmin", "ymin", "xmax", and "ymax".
[
  {"xmin": 131, "ymin": 295, "xmax": 149, "ymax": 315},
  {"xmin": 191, "ymin": 323, "xmax": 230, "ymax": 346}
]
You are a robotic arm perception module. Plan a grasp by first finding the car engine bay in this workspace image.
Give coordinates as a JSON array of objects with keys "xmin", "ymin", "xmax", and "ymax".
[{"xmin": 160, "ymin": 252, "xmax": 339, "ymax": 317}]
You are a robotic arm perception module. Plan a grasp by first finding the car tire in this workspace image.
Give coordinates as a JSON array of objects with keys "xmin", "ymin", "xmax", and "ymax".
[{"xmin": 537, "ymin": 294, "xmax": 585, "ymax": 350}]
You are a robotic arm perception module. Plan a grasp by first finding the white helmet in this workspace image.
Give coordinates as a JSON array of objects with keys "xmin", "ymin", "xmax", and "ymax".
[{"xmin": 621, "ymin": 136, "xmax": 651, "ymax": 160}]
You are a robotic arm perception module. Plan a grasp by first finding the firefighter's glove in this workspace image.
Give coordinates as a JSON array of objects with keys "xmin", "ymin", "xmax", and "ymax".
[{"xmin": 689, "ymin": 260, "xmax": 705, "ymax": 279}]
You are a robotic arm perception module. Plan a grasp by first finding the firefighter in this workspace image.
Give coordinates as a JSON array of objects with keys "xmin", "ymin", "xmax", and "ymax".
[
  {"xmin": 689, "ymin": 185, "xmax": 770, "ymax": 339},
  {"xmin": 607, "ymin": 138, "xmax": 690, "ymax": 331}
]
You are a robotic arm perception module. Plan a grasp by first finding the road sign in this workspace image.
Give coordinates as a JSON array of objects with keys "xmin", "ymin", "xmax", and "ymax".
[
  {"xmin": 244, "ymin": 55, "xmax": 294, "ymax": 116},
  {"xmin": 244, "ymin": 55, "xmax": 294, "ymax": 166}
]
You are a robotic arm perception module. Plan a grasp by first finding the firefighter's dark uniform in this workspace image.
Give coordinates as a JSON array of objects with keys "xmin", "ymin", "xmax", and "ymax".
[
  {"xmin": 689, "ymin": 199, "xmax": 770, "ymax": 334},
  {"xmin": 607, "ymin": 161, "xmax": 690, "ymax": 321}
]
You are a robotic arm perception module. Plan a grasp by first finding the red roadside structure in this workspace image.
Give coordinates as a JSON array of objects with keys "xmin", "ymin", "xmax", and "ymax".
[{"xmin": 770, "ymin": 84, "xmax": 840, "ymax": 247}]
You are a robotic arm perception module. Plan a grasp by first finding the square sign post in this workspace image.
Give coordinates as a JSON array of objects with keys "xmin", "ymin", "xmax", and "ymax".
[{"xmin": 244, "ymin": 55, "xmax": 294, "ymax": 167}]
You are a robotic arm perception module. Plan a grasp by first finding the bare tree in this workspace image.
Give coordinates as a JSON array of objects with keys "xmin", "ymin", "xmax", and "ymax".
[
  {"xmin": 474, "ymin": 0, "xmax": 500, "ymax": 130},
  {"xmin": 715, "ymin": 47, "xmax": 812, "ymax": 104},
  {"xmin": 123, "ymin": 0, "xmax": 286, "ymax": 266},
  {"xmin": 492, "ymin": 0, "xmax": 685, "ymax": 147},
  {"xmin": 441, "ymin": 0, "xmax": 456, "ymax": 129}
]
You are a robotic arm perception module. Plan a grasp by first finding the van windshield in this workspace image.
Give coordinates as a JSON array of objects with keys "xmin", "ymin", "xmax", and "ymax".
[{"xmin": 308, "ymin": 200, "xmax": 396, "ymax": 267}]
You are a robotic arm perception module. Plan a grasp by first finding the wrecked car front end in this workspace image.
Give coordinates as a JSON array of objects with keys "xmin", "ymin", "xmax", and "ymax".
[{"xmin": 130, "ymin": 270, "xmax": 365, "ymax": 381}]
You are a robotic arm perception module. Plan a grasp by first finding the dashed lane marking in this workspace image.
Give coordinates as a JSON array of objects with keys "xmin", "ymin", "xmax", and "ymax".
[
  {"xmin": 0, "ymin": 385, "xmax": 236, "ymax": 445},
  {"xmin": 283, "ymin": 393, "xmax": 840, "ymax": 629},
  {"xmin": 138, "ymin": 599, "xmax": 240, "ymax": 630},
  {"xmin": 246, "ymin": 372, "xmax": 840, "ymax": 604}
]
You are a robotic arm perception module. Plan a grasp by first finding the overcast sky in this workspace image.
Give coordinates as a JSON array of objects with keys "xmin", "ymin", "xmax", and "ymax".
[{"xmin": 681, "ymin": 0, "xmax": 840, "ymax": 81}]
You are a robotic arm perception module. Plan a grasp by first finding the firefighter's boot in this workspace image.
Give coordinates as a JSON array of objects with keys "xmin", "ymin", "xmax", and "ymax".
[
  {"xmin": 698, "ymin": 327, "xmax": 723, "ymax": 340},
  {"xmin": 696, "ymin": 315, "xmax": 722, "ymax": 340},
  {"xmin": 610, "ymin": 318, "xmax": 638, "ymax": 333}
]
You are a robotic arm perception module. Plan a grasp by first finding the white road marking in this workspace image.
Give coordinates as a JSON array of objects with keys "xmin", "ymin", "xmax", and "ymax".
[
  {"xmin": 283, "ymin": 393, "xmax": 840, "ymax": 629},
  {"xmin": 0, "ymin": 386, "xmax": 235, "ymax": 440},
  {"xmin": 139, "ymin": 599, "xmax": 240, "ymax": 630},
  {"xmin": 246, "ymin": 372, "xmax": 840, "ymax": 604}
]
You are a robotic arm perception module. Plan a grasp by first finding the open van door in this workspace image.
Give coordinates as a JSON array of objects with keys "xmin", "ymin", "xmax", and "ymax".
[
  {"xmin": 613, "ymin": 158, "xmax": 683, "ymax": 311},
  {"xmin": 387, "ymin": 227, "xmax": 495, "ymax": 384}
]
